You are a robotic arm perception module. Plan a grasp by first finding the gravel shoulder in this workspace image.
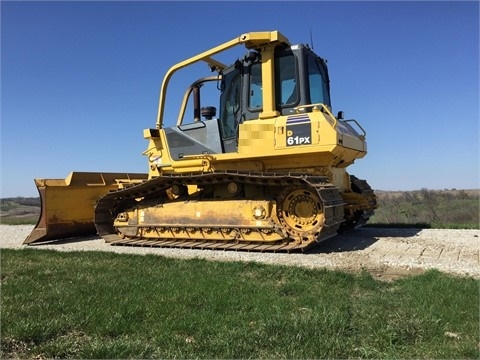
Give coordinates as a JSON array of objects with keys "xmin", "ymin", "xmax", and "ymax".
[{"xmin": 1, "ymin": 225, "xmax": 479, "ymax": 281}]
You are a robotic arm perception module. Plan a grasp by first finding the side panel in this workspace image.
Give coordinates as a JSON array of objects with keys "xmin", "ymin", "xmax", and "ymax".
[
  {"xmin": 237, "ymin": 122, "xmax": 276, "ymax": 155},
  {"xmin": 164, "ymin": 120, "xmax": 223, "ymax": 160}
]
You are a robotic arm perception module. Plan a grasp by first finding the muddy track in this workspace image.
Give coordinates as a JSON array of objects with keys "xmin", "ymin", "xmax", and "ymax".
[{"xmin": 1, "ymin": 225, "xmax": 478, "ymax": 281}]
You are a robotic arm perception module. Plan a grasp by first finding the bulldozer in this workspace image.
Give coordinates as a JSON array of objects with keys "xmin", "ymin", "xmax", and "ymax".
[{"xmin": 25, "ymin": 31, "xmax": 377, "ymax": 252}]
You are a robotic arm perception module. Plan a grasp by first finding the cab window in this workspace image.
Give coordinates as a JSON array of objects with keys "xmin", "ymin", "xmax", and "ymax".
[
  {"xmin": 308, "ymin": 56, "xmax": 331, "ymax": 107},
  {"xmin": 276, "ymin": 54, "xmax": 298, "ymax": 107},
  {"xmin": 248, "ymin": 63, "xmax": 262, "ymax": 110},
  {"xmin": 220, "ymin": 68, "xmax": 241, "ymax": 138},
  {"xmin": 248, "ymin": 53, "xmax": 298, "ymax": 112}
]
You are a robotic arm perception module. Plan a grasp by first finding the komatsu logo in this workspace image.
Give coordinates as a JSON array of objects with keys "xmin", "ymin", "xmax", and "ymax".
[{"xmin": 286, "ymin": 115, "xmax": 312, "ymax": 147}]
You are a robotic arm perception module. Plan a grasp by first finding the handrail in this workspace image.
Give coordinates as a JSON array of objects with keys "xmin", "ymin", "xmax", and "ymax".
[
  {"xmin": 294, "ymin": 103, "xmax": 367, "ymax": 139},
  {"xmin": 343, "ymin": 119, "xmax": 367, "ymax": 139},
  {"xmin": 293, "ymin": 103, "xmax": 338, "ymax": 128}
]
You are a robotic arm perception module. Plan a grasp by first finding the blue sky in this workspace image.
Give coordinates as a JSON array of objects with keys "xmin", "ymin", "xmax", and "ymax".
[{"xmin": 1, "ymin": 1, "xmax": 479, "ymax": 197}]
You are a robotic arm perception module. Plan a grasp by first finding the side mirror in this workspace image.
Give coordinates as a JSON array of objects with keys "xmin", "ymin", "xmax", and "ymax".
[{"xmin": 337, "ymin": 111, "xmax": 344, "ymax": 120}]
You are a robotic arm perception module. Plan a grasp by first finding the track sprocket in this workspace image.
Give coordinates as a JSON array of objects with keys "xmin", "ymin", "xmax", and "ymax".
[{"xmin": 276, "ymin": 185, "xmax": 325, "ymax": 243}]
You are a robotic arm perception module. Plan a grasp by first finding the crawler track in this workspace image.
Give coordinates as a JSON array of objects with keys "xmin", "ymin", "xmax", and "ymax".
[{"xmin": 94, "ymin": 171, "xmax": 345, "ymax": 252}]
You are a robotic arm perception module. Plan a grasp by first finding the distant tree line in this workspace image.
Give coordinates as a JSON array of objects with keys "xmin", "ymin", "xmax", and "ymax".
[
  {"xmin": 0, "ymin": 197, "xmax": 40, "ymax": 207},
  {"xmin": 370, "ymin": 189, "xmax": 479, "ymax": 229}
]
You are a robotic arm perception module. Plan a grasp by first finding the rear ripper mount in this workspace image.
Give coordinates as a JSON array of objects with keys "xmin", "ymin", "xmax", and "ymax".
[{"xmin": 94, "ymin": 171, "xmax": 345, "ymax": 252}]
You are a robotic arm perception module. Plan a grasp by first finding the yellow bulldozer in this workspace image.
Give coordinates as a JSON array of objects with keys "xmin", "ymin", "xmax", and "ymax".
[{"xmin": 24, "ymin": 31, "xmax": 377, "ymax": 251}]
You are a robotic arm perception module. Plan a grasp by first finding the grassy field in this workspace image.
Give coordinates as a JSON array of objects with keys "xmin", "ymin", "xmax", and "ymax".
[
  {"xmin": 0, "ymin": 197, "xmax": 40, "ymax": 225},
  {"xmin": 1, "ymin": 249, "xmax": 478, "ymax": 359}
]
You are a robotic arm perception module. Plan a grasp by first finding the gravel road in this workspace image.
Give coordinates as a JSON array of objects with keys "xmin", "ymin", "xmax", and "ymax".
[{"xmin": 1, "ymin": 225, "xmax": 479, "ymax": 281}]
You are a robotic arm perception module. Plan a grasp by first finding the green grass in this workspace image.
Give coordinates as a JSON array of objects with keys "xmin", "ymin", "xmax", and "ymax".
[
  {"xmin": 1, "ymin": 249, "xmax": 478, "ymax": 359},
  {"xmin": 0, "ymin": 216, "xmax": 39, "ymax": 225}
]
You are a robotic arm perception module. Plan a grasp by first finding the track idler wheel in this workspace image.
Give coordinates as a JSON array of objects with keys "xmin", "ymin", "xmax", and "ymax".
[{"xmin": 277, "ymin": 186, "xmax": 325, "ymax": 243}]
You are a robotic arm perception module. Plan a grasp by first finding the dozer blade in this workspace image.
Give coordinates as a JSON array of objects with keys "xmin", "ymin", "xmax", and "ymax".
[{"xmin": 24, "ymin": 172, "xmax": 147, "ymax": 244}]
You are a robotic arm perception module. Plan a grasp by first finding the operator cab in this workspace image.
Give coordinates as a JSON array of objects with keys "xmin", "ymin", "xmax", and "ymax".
[
  {"xmin": 165, "ymin": 43, "xmax": 333, "ymax": 157},
  {"xmin": 218, "ymin": 44, "xmax": 331, "ymax": 150}
]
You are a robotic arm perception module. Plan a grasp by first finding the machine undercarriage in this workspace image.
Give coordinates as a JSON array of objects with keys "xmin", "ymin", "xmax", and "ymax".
[{"xmin": 95, "ymin": 171, "xmax": 347, "ymax": 252}]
